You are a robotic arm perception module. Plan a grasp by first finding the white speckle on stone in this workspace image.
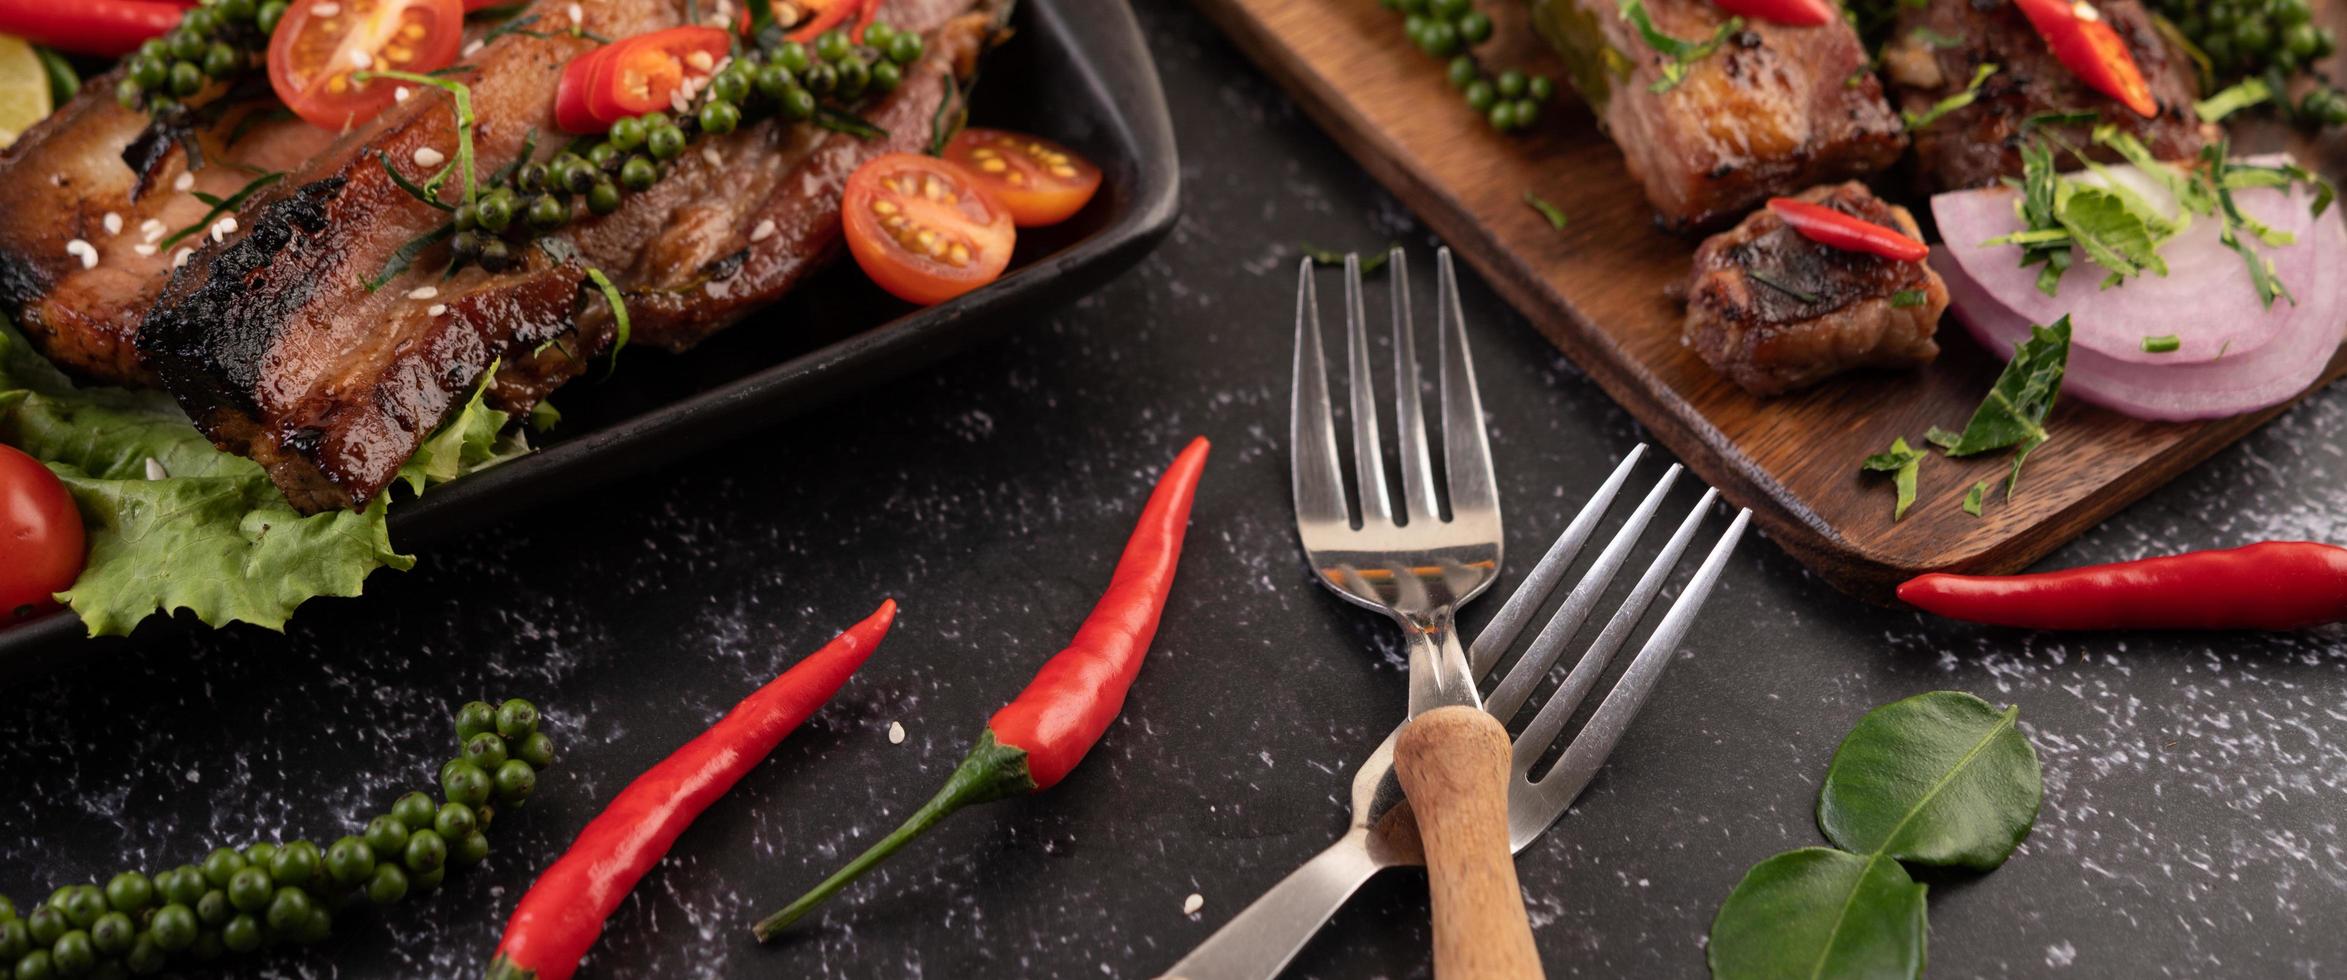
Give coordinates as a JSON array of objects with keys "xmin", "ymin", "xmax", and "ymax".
[
  {"xmin": 64, "ymin": 239, "xmax": 97, "ymax": 269},
  {"xmin": 408, "ymin": 285, "xmax": 439, "ymax": 301},
  {"xmin": 413, "ymin": 146, "xmax": 446, "ymax": 169},
  {"xmin": 749, "ymin": 219, "xmax": 776, "ymax": 243},
  {"xmin": 1182, "ymin": 893, "xmax": 1204, "ymax": 916},
  {"xmin": 102, "ymin": 212, "xmax": 123, "ymax": 236},
  {"xmin": 887, "ymin": 721, "xmax": 905, "ymax": 744},
  {"xmin": 144, "ymin": 457, "xmax": 169, "ymax": 481},
  {"xmin": 2047, "ymin": 941, "xmax": 2078, "ymax": 967}
]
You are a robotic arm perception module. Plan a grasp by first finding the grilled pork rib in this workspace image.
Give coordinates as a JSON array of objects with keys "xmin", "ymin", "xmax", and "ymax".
[
  {"xmin": 1528, "ymin": 0, "xmax": 1907, "ymax": 231},
  {"xmin": 137, "ymin": 0, "xmax": 1000, "ymax": 514},
  {"xmin": 1883, "ymin": 0, "xmax": 2206, "ymax": 193},
  {"xmin": 1682, "ymin": 182, "xmax": 1947, "ymax": 396}
]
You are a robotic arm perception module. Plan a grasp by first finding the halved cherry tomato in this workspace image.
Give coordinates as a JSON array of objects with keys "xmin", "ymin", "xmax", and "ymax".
[
  {"xmin": 842, "ymin": 153, "xmax": 1017, "ymax": 306},
  {"xmin": 2012, "ymin": 0, "xmax": 2157, "ymax": 118},
  {"xmin": 1766, "ymin": 197, "xmax": 1931, "ymax": 263},
  {"xmin": 0, "ymin": 444, "xmax": 84, "ymax": 619},
  {"xmin": 266, "ymin": 0, "xmax": 464, "ymax": 131},
  {"xmin": 575, "ymin": 27, "xmax": 728, "ymax": 130},
  {"xmin": 944, "ymin": 129, "xmax": 1104, "ymax": 228},
  {"xmin": 1710, "ymin": 0, "xmax": 1835, "ymax": 27}
]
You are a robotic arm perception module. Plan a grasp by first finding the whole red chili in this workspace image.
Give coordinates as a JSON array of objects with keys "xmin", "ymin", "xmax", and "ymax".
[
  {"xmin": 753, "ymin": 437, "xmax": 1211, "ymax": 939},
  {"xmin": 0, "ymin": 0, "xmax": 185, "ymax": 58},
  {"xmin": 2013, "ymin": 0, "xmax": 2158, "ymax": 118},
  {"xmin": 1898, "ymin": 541, "xmax": 2347, "ymax": 631},
  {"xmin": 1711, "ymin": 0, "xmax": 1835, "ymax": 27},
  {"xmin": 1767, "ymin": 197, "xmax": 1933, "ymax": 263},
  {"xmin": 485, "ymin": 600, "xmax": 899, "ymax": 980}
]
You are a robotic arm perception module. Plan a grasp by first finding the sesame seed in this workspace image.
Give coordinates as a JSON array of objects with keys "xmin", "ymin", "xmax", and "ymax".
[
  {"xmin": 567, "ymin": 2, "xmax": 582, "ymax": 24},
  {"xmin": 685, "ymin": 50, "xmax": 714, "ymax": 72},
  {"xmin": 145, "ymin": 457, "xmax": 169, "ymax": 481},
  {"xmin": 395, "ymin": 86, "xmax": 412, "ymax": 102},
  {"xmin": 311, "ymin": 2, "xmax": 339, "ymax": 15},
  {"xmin": 701, "ymin": 146, "xmax": 723, "ymax": 167},
  {"xmin": 133, "ymin": 244, "xmax": 157, "ymax": 257},
  {"xmin": 173, "ymin": 172, "xmax": 195, "ymax": 192},
  {"xmin": 210, "ymin": 216, "xmax": 237, "ymax": 242},
  {"xmin": 427, "ymin": 303, "xmax": 448, "ymax": 317},
  {"xmin": 64, "ymin": 239, "xmax": 97, "ymax": 269},
  {"xmin": 349, "ymin": 48, "xmax": 373, "ymax": 69},
  {"xmin": 413, "ymin": 146, "xmax": 446, "ymax": 168},
  {"xmin": 887, "ymin": 721, "xmax": 906, "ymax": 744},
  {"xmin": 102, "ymin": 212, "xmax": 123, "ymax": 236},
  {"xmin": 669, "ymin": 89, "xmax": 689, "ymax": 113},
  {"xmin": 407, "ymin": 285, "xmax": 439, "ymax": 300},
  {"xmin": 173, "ymin": 248, "xmax": 192, "ymax": 268},
  {"xmin": 1183, "ymin": 894, "xmax": 1204, "ymax": 916},
  {"xmin": 463, "ymin": 39, "xmax": 484, "ymax": 56},
  {"xmin": 750, "ymin": 219, "xmax": 777, "ymax": 242}
]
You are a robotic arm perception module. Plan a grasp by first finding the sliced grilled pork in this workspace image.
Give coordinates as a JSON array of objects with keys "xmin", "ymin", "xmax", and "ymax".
[
  {"xmin": 139, "ymin": 0, "xmax": 1002, "ymax": 513},
  {"xmin": 1884, "ymin": 0, "xmax": 2206, "ymax": 193},
  {"xmin": 1682, "ymin": 182, "xmax": 1947, "ymax": 396},
  {"xmin": 0, "ymin": 83, "xmax": 334, "ymax": 384},
  {"xmin": 1529, "ymin": 0, "xmax": 1907, "ymax": 231}
]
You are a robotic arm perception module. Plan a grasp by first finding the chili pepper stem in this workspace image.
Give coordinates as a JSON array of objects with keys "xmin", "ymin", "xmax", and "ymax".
[
  {"xmin": 753, "ymin": 730, "xmax": 1036, "ymax": 940},
  {"xmin": 484, "ymin": 955, "xmax": 536, "ymax": 980}
]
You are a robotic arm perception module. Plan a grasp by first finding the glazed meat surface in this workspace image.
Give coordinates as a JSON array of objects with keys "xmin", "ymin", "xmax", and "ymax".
[
  {"xmin": 1530, "ymin": 0, "xmax": 1907, "ymax": 231},
  {"xmin": 1683, "ymin": 182, "xmax": 1947, "ymax": 396},
  {"xmin": 137, "ymin": 0, "xmax": 1000, "ymax": 514},
  {"xmin": 1883, "ymin": 0, "xmax": 2207, "ymax": 192}
]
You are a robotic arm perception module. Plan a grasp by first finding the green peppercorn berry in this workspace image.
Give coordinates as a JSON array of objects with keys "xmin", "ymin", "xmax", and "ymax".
[
  {"xmin": 220, "ymin": 914, "xmax": 261, "ymax": 953},
  {"xmin": 164, "ymin": 868, "xmax": 205, "ymax": 907},
  {"xmin": 225, "ymin": 869, "xmax": 270, "ymax": 914},
  {"xmin": 1403, "ymin": 13, "xmax": 1429, "ymax": 44},
  {"xmin": 2235, "ymin": 15, "xmax": 2274, "ymax": 53},
  {"xmin": 885, "ymin": 32, "xmax": 923, "ymax": 65},
  {"xmin": 480, "ymin": 238, "xmax": 515, "ymax": 272},
  {"xmin": 200, "ymin": 850, "xmax": 245, "ymax": 889},
  {"xmin": 412, "ymin": 865, "xmax": 448, "ymax": 892},
  {"xmin": 27, "ymin": 905, "xmax": 65, "ymax": 944},
  {"xmin": 608, "ymin": 116, "xmax": 647, "ymax": 152},
  {"xmin": 452, "ymin": 202, "xmax": 481, "ymax": 233},
  {"xmin": 1422, "ymin": 18, "xmax": 1462, "ymax": 57},
  {"xmin": 147, "ymin": 906, "xmax": 195, "ymax": 953},
  {"xmin": 816, "ymin": 29, "xmax": 853, "ymax": 63},
  {"xmin": 50, "ymin": 930, "xmax": 94, "ymax": 974},
  {"xmin": 455, "ymin": 733, "xmax": 505, "ymax": 772},
  {"xmin": 403, "ymin": 829, "xmax": 448, "ymax": 874},
  {"xmin": 870, "ymin": 60, "xmax": 902, "ymax": 94},
  {"xmin": 1444, "ymin": 55, "xmax": 1476, "ymax": 89},
  {"xmin": 262, "ymin": 887, "xmax": 311, "ymax": 936},
  {"xmin": 803, "ymin": 62, "xmax": 837, "ymax": 95},
  {"xmin": 89, "ymin": 913, "xmax": 132, "ymax": 957},
  {"xmin": 130, "ymin": 56, "xmax": 167, "ymax": 90},
  {"xmin": 556, "ymin": 154, "xmax": 593, "ymax": 193},
  {"xmin": 494, "ymin": 759, "xmax": 539, "ymax": 804},
  {"xmin": 101, "ymin": 875, "xmax": 151, "ymax": 916},
  {"xmin": 184, "ymin": 7, "xmax": 220, "ymax": 35},
  {"xmin": 269, "ymin": 841, "xmax": 320, "ymax": 889},
  {"xmin": 1463, "ymin": 78, "xmax": 1496, "ymax": 112},
  {"xmin": 187, "ymin": 930, "xmax": 225, "ymax": 961},
  {"xmin": 587, "ymin": 180, "xmax": 621, "ymax": 215},
  {"xmin": 257, "ymin": 0, "xmax": 287, "ymax": 33},
  {"xmin": 441, "ymin": 759, "xmax": 493, "ymax": 807},
  {"xmin": 648, "ymin": 124, "xmax": 685, "ymax": 160},
  {"xmin": 15, "ymin": 949, "xmax": 55, "ymax": 980},
  {"xmin": 451, "ymin": 831, "xmax": 492, "ymax": 868},
  {"xmin": 700, "ymin": 100, "xmax": 741, "ymax": 135},
  {"xmin": 124, "ymin": 935, "xmax": 166, "ymax": 976},
  {"xmin": 2305, "ymin": 87, "xmax": 2347, "ymax": 125},
  {"xmin": 297, "ymin": 906, "xmax": 331, "ymax": 945},
  {"xmin": 0, "ymin": 920, "xmax": 26, "ymax": 960},
  {"xmin": 864, "ymin": 22, "xmax": 897, "ymax": 49},
  {"xmin": 777, "ymin": 40, "xmax": 812, "ymax": 73},
  {"xmin": 193, "ymin": 891, "xmax": 229, "ymax": 928},
  {"xmin": 710, "ymin": 70, "xmax": 751, "ymax": 104},
  {"xmin": 526, "ymin": 193, "xmax": 567, "ymax": 230},
  {"xmin": 220, "ymin": 0, "xmax": 257, "ymax": 20},
  {"xmin": 1457, "ymin": 10, "xmax": 1492, "ymax": 44},
  {"xmin": 1495, "ymin": 69, "xmax": 1527, "ymax": 99},
  {"xmin": 756, "ymin": 63, "xmax": 797, "ymax": 100},
  {"xmin": 166, "ymin": 30, "xmax": 204, "ymax": 62},
  {"xmin": 60, "ymin": 888, "xmax": 104, "ymax": 929},
  {"xmin": 2285, "ymin": 20, "xmax": 2323, "ymax": 59},
  {"xmin": 1528, "ymin": 75, "xmax": 1555, "ymax": 102},
  {"xmin": 1488, "ymin": 100, "xmax": 1516, "ymax": 130},
  {"xmin": 115, "ymin": 78, "xmax": 145, "ymax": 109},
  {"xmin": 835, "ymin": 58, "xmax": 870, "ymax": 99},
  {"xmin": 516, "ymin": 162, "xmax": 549, "ymax": 194},
  {"xmin": 366, "ymin": 863, "xmax": 409, "ymax": 905},
  {"xmin": 202, "ymin": 42, "xmax": 239, "ymax": 79},
  {"xmin": 434, "ymin": 801, "xmax": 479, "ymax": 841},
  {"xmin": 586, "ymin": 141, "xmax": 621, "ymax": 167},
  {"xmin": 325, "ymin": 837, "xmax": 376, "ymax": 888},
  {"xmin": 779, "ymin": 86, "xmax": 817, "ymax": 121},
  {"xmin": 145, "ymin": 93, "xmax": 176, "ymax": 112},
  {"xmin": 475, "ymin": 193, "xmax": 514, "ymax": 233},
  {"xmin": 168, "ymin": 61, "xmax": 203, "ymax": 97}
]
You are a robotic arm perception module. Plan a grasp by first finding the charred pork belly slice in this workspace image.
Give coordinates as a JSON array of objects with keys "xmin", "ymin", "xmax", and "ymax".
[
  {"xmin": 1682, "ymin": 182, "xmax": 1947, "ymax": 396},
  {"xmin": 141, "ymin": 0, "xmax": 1001, "ymax": 514},
  {"xmin": 0, "ymin": 79, "xmax": 333, "ymax": 385},
  {"xmin": 1885, "ymin": 0, "xmax": 2205, "ymax": 193},
  {"xmin": 1529, "ymin": 0, "xmax": 1907, "ymax": 232}
]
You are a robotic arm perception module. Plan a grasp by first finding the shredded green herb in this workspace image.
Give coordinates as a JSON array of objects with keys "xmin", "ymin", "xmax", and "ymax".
[
  {"xmin": 815, "ymin": 106, "xmax": 888, "ymax": 140},
  {"xmin": 355, "ymin": 70, "xmax": 478, "ymax": 209},
  {"xmin": 1933, "ymin": 316, "xmax": 2071, "ymax": 498},
  {"xmin": 1618, "ymin": 0, "xmax": 1742, "ymax": 93},
  {"xmin": 1749, "ymin": 270, "xmax": 1819, "ymax": 304},
  {"xmin": 1861, "ymin": 437, "xmax": 1925, "ymax": 522},
  {"xmin": 1889, "ymin": 288, "xmax": 1927, "ymax": 308},
  {"xmin": 1903, "ymin": 63, "xmax": 1996, "ymax": 130},
  {"xmin": 2018, "ymin": 108, "xmax": 2098, "ymax": 134},
  {"xmin": 1961, "ymin": 481, "xmax": 1987, "ymax": 517},
  {"xmin": 476, "ymin": 12, "xmax": 545, "ymax": 44},
  {"xmin": 368, "ymin": 224, "xmax": 456, "ymax": 292},
  {"xmin": 2194, "ymin": 77, "xmax": 2270, "ymax": 124},
  {"xmin": 584, "ymin": 266, "xmax": 630, "ymax": 366},
  {"xmin": 1524, "ymin": 191, "xmax": 1568, "ymax": 231},
  {"xmin": 380, "ymin": 151, "xmax": 453, "ymax": 212},
  {"xmin": 1299, "ymin": 245, "xmax": 1395, "ymax": 274},
  {"xmin": 1906, "ymin": 26, "xmax": 1964, "ymax": 48},
  {"xmin": 160, "ymin": 171, "xmax": 286, "ymax": 249},
  {"xmin": 2140, "ymin": 334, "xmax": 2181, "ymax": 353}
]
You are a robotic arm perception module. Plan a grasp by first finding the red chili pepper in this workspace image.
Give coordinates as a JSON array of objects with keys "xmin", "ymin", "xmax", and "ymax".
[
  {"xmin": 753, "ymin": 437, "xmax": 1212, "ymax": 939},
  {"xmin": 1711, "ymin": 0, "xmax": 1835, "ymax": 27},
  {"xmin": 1898, "ymin": 542, "xmax": 2347, "ymax": 631},
  {"xmin": 784, "ymin": 0, "xmax": 880, "ymax": 43},
  {"xmin": 1767, "ymin": 197, "xmax": 1932, "ymax": 263},
  {"xmin": 2012, "ymin": 0, "xmax": 2158, "ymax": 118},
  {"xmin": 485, "ymin": 600, "xmax": 898, "ymax": 980},
  {"xmin": 0, "ymin": 0, "xmax": 184, "ymax": 57}
]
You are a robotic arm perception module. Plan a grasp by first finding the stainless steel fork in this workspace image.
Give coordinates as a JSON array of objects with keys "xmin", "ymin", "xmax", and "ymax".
[{"xmin": 1158, "ymin": 251, "xmax": 1752, "ymax": 980}]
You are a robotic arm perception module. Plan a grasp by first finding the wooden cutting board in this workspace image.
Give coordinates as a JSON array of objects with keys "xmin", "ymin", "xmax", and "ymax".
[{"xmin": 1190, "ymin": 0, "xmax": 2347, "ymax": 600}]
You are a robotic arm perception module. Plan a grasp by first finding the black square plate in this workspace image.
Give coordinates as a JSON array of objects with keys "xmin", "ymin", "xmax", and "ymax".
[{"xmin": 0, "ymin": 0, "xmax": 1178, "ymax": 662}]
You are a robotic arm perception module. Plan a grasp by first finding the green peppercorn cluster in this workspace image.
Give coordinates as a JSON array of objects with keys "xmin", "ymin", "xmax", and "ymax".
[
  {"xmin": 446, "ymin": 25, "xmax": 925, "ymax": 272},
  {"xmin": 1376, "ymin": 0, "xmax": 1555, "ymax": 131},
  {"xmin": 2151, "ymin": 0, "xmax": 2347, "ymax": 126},
  {"xmin": 114, "ymin": 0, "xmax": 286, "ymax": 114},
  {"xmin": 0, "ymin": 698, "xmax": 554, "ymax": 980}
]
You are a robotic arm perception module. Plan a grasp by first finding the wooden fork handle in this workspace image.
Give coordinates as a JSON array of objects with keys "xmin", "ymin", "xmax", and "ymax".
[{"xmin": 1394, "ymin": 705, "xmax": 1545, "ymax": 980}]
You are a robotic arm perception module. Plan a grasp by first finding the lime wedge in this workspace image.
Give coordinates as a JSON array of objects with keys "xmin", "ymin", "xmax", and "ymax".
[{"xmin": 0, "ymin": 35, "xmax": 54, "ymax": 149}]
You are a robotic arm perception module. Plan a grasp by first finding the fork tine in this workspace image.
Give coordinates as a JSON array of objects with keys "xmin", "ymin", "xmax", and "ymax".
[
  {"xmin": 1389, "ymin": 249, "xmax": 1441, "ymax": 524},
  {"xmin": 1291, "ymin": 258, "xmax": 1350, "ymax": 528},
  {"xmin": 1467, "ymin": 446, "xmax": 1648, "ymax": 675},
  {"xmin": 1512, "ymin": 510, "xmax": 1752, "ymax": 838},
  {"xmin": 1510, "ymin": 488, "xmax": 1718, "ymax": 773},
  {"xmin": 1482, "ymin": 464, "xmax": 1682, "ymax": 722},
  {"xmin": 1344, "ymin": 255, "xmax": 1393, "ymax": 525},
  {"xmin": 1436, "ymin": 248, "xmax": 1497, "ymax": 517}
]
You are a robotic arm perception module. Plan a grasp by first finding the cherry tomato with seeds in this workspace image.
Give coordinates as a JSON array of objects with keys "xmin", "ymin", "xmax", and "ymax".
[
  {"xmin": 944, "ymin": 128, "xmax": 1103, "ymax": 227},
  {"xmin": 841, "ymin": 153, "xmax": 1017, "ymax": 306},
  {"xmin": 267, "ymin": 0, "xmax": 464, "ymax": 131},
  {"xmin": 0, "ymin": 444, "xmax": 84, "ymax": 619}
]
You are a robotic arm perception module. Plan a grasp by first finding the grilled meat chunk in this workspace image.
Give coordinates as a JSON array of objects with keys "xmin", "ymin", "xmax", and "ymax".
[
  {"xmin": 1683, "ymin": 182, "xmax": 1947, "ymax": 396},
  {"xmin": 1529, "ymin": 0, "xmax": 1907, "ymax": 231},
  {"xmin": 139, "ymin": 0, "xmax": 1001, "ymax": 514},
  {"xmin": 1885, "ymin": 0, "xmax": 2206, "ymax": 193},
  {"xmin": 0, "ymin": 84, "xmax": 333, "ymax": 385}
]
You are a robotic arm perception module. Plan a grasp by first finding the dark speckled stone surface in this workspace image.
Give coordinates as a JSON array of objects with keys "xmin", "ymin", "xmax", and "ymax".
[{"xmin": 5, "ymin": 4, "xmax": 2346, "ymax": 977}]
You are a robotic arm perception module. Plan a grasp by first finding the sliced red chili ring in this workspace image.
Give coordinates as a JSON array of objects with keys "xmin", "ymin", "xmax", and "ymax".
[
  {"xmin": 1766, "ymin": 197, "xmax": 1931, "ymax": 263},
  {"xmin": 571, "ymin": 26, "xmax": 728, "ymax": 128}
]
